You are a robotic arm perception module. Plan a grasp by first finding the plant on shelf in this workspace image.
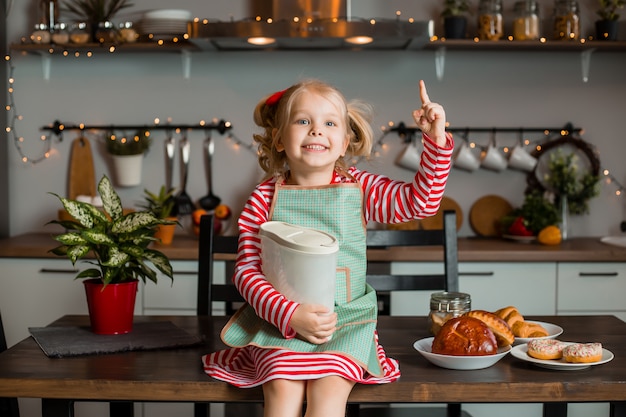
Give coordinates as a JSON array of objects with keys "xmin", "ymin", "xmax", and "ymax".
[
  {"xmin": 61, "ymin": 0, "xmax": 134, "ymax": 24},
  {"xmin": 105, "ymin": 130, "xmax": 151, "ymax": 187},
  {"xmin": 595, "ymin": 0, "xmax": 624, "ymax": 40},
  {"xmin": 105, "ymin": 129, "xmax": 151, "ymax": 156},
  {"xmin": 49, "ymin": 175, "xmax": 175, "ymax": 333},
  {"xmin": 441, "ymin": 0, "xmax": 471, "ymax": 39},
  {"xmin": 597, "ymin": 0, "xmax": 625, "ymax": 20}
]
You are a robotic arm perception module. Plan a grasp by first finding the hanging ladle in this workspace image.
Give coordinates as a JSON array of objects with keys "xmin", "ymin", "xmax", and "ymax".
[{"xmin": 198, "ymin": 130, "xmax": 221, "ymax": 211}]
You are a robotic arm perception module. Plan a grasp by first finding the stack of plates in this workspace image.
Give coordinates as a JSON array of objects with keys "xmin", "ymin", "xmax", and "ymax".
[{"xmin": 137, "ymin": 9, "xmax": 192, "ymax": 38}]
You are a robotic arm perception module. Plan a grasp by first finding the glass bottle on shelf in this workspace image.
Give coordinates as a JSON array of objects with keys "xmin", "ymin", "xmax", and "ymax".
[
  {"xmin": 553, "ymin": 0, "xmax": 580, "ymax": 40},
  {"xmin": 477, "ymin": 0, "xmax": 504, "ymax": 40},
  {"xmin": 118, "ymin": 22, "xmax": 138, "ymax": 43},
  {"xmin": 513, "ymin": 0, "xmax": 540, "ymax": 40},
  {"xmin": 69, "ymin": 22, "xmax": 90, "ymax": 44},
  {"xmin": 51, "ymin": 22, "xmax": 70, "ymax": 44},
  {"xmin": 95, "ymin": 21, "xmax": 116, "ymax": 43},
  {"xmin": 31, "ymin": 23, "xmax": 51, "ymax": 44}
]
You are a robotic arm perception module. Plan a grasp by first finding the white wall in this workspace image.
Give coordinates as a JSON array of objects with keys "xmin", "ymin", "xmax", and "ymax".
[{"xmin": 5, "ymin": 0, "xmax": 626, "ymax": 238}]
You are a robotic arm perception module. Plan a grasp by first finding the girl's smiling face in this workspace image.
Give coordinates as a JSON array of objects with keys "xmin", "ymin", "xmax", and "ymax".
[{"xmin": 275, "ymin": 92, "xmax": 349, "ymax": 183}]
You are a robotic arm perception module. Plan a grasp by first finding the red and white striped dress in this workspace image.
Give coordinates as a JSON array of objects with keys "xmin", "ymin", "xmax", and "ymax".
[{"xmin": 203, "ymin": 134, "xmax": 453, "ymax": 387}]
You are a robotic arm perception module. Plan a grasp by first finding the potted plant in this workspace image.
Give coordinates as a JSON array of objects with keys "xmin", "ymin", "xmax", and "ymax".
[
  {"xmin": 139, "ymin": 185, "xmax": 179, "ymax": 245},
  {"xmin": 61, "ymin": 0, "xmax": 134, "ymax": 42},
  {"xmin": 441, "ymin": 0, "xmax": 471, "ymax": 39},
  {"xmin": 596, "ymin": 0, "xmax": 624, "ymax": 40},
  {"xmin": 49, "ymin": 175, "xmax": 175, "ymax": 334},
  {"xmin": 105, "ymin": 129, "xmax": 151, "ymax": 187}
]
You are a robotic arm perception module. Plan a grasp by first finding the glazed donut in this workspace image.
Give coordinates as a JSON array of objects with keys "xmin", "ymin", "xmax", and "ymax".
[
  {"xmin": 464, "ymin": 310, "xmax": 515, "ymax": 347},
  {"xmin": 495, "ymin": 306, "xmax": 524, "ymax": 328},
  {"xmin": 527, "ymin": 339, "xmax": 565, "ymax": 360},
  {"xmin": 563, "ymin": 343, "xmax": 603, "ymax": 363},
  {"xmin": 512, "ymin": 321, "xmax": 549, "ymax": 338}
]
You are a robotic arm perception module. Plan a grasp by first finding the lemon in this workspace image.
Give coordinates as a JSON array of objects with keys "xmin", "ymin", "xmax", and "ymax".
[{"xmin": 537, "ymin": 225, "xmax": 562, "ymax": 245}]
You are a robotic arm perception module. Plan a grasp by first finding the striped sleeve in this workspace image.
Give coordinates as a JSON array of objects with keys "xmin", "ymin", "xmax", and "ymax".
[
  {"xmin": 233, "ymin": 178, "xmax": 300, "ymax": 339},
  {"xmin": 353, "ymin": 132, "xmax": 454, "ymax": 224}
]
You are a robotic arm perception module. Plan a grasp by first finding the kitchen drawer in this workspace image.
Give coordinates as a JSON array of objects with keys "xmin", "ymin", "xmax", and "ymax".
[
  {"xmin": 389, "ymin": 262, "xmax": 557, "ymax": 316},
  {"xmin": 557, "ymin": 262, "xmax": 626, "ymax": 311},
  {"xmin": 142, "ymin": 260, "xmax": 226, "ymax": 314}
]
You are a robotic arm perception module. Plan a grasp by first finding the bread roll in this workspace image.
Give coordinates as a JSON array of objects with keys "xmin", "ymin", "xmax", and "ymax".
[
  {"xmin": 431, "ymin": 316, "xmax": 498, "ymax": 356},
  {"xmin": 464, "ymin": 310, "xmax": 515, "ymax": 347},
  {"xmin": 512, "ymin": 321, "xmax": 549, "ymax": 338}
]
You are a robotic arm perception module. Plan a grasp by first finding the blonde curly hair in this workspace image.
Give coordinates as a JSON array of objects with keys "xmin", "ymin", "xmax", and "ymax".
[{"xmin": 253, "ymin": 79, "xmax": 374, "ymax": 178}]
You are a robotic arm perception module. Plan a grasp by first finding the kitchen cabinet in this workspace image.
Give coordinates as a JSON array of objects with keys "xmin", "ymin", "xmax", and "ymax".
[
  {"xmin": 389, "ymin": 261, "xmax": 557, "ymax": 315},
  {"xmin": 557, "ymin": 262, "xmax": 626, "ymax": 322}
]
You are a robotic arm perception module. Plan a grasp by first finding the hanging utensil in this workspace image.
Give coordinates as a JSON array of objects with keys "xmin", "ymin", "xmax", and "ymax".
[
  {"xmin": 164, "ymin": 131, "xmax": 176, "ymax": 193},
  {"xmin": 198, "ymin": 130, "xmax": 221, "ymax": 211},
  {"xmin": 174, "ymin": 131, "xmax": 194, "ymax": 216}
]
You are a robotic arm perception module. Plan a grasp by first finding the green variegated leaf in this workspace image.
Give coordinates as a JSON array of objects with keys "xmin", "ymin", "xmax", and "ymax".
[
  {"xmin": 46, "ymin": 219, "xmax": 86, "ymax": 231},
  {"xmin": 54, "ymin": 232, "xmax": 88, "ymax": 246},
  {"xmin": 144, "ymin": 249, "xmax": 173, "ymax": 279},
  {"xmin": 137, "ymin": 260, "xmax": 158, "ymax": 283},
  {"xmin": 82, "ymin": 229, "xmax": 115, "ymax": 246},
  {"xmin": 102, "ymin": 246, "xmax": 130, "ymax": 267},
  {"xmin": 99, "ymin": 175, "xmax": 123, "ymax": 221},
  {"xmin": 76, "ymin": 268, "xmax": 102, "ymax": 279},
  {"xmin": 67, "ymin": 245, "xmax": 90, "ymax": 263},
  {"xmin": 121, "ymin": 243, "xmax": 144, "ymax": 258},
  {"xmin": 55, "ymin": 194, "xmax": 108, "ymax": 228},
  {"xmin": 49, "ymin": 245, "xmax": 69, "ymax": 256},
  {"xmin": 112, "ymin": 211, "xmax": 159, "ymax": 234}
]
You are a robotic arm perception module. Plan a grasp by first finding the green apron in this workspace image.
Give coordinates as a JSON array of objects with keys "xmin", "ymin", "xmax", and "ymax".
[{"xmin": 221, "ymin": 173, "xmax": 383, "ymax": 376}]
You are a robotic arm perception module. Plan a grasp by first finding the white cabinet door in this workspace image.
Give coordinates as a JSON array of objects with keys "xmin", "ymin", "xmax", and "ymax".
[
  {"xmin": 389, "ymin": 262, "xmax": 557, "ymax": 316},
  {"xmin": 557, "ymin": 262, "xmax": 626, "ymax": 321},
  {"xmin": 459, "ymin": 262, "xmax": 557, "ymax": 315}
]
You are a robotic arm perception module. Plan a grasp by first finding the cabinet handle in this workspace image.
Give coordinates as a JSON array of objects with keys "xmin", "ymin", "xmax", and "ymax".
[
  {"xmin": 173, "ymin": 271, "xmax": 198, "ymax": 275},
  {"xmin": 459, "ymin": 272, "xmax": 495, "ymax": 276},
  {"xmin": 39, "ymin": 268, "xmax": 79, "ymax": 274},
  {"xmin": 578, "ymin": 272, "xmax": 618, "ymax": 277}
]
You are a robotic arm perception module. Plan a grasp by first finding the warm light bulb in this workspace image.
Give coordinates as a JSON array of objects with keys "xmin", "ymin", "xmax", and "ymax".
[
  {"xmin": 345, "ymin": 36, "xmax": 373, "ymax": 45},
  {"xmin": 248, "ymin": 37, "xmax": 276, "ymax": 46}
]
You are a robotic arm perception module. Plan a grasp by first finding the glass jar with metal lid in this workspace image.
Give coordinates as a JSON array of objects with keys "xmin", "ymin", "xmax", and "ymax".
[
  {"xmin": 477, "ymin": 0, "xmax": 503, "ymax": 40},
  {"xmin": 553, "ymin": 0, "xmax": 580, "ymax": 40},
  {"xmin": 513, "ymin": 0, "xmax": 540, "ymax": 40},
  {"xmin": 428, "ymin": 291, "xmax": 471, "ymax": 335}
]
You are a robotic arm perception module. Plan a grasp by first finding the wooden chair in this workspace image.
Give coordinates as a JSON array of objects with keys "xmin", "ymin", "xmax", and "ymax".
[
  {"xmin": 349, "ymin": 210, "xmax": 472, "ymax": 417},
  {"xmin": 195, "ymin": 214, "xmax": 261, "ymax": 417},
  {"xmin": 0, "ymin": 310, "xmax": 20, "ymax": 417}
]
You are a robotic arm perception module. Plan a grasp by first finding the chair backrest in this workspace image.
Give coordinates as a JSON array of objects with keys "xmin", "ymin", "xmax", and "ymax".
[
  {"xmin": 196, "ymin": 214, "xmax": 243, "ymax": 316},
  {"xmin": 366, "ymin": 210, "xmax": 459, "ymax": 315}
]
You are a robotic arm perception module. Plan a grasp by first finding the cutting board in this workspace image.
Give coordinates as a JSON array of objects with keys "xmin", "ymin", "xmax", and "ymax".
[
  {"xmin": 469, "ymin": 195, "xmax": 513, "ymax": 237},
  {"xmin": 419, "ymin": 196, "xmax": 463, "ymax": 231},
  {"xmin": 68, "ymin": 136, "xmax": 96, "ymax": 200}
]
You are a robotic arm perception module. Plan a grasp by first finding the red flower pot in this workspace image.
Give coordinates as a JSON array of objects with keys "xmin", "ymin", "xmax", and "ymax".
[{"xmin": 83, "ymin": 279, "xmax": 138, "ymax": 334}]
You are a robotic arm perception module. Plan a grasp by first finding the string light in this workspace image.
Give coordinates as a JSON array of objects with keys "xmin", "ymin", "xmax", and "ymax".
[
  {"xmin": 5, "ymin": 54, "xmax": 54, "ymax": 164},
  {"xmin": 603, "ymin": 169, "xmax": 625, "ymax": 196}
]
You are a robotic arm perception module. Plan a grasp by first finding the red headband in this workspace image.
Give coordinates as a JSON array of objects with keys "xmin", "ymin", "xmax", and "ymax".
[{"xmin": 265, "ymin": 89, "xmax": 286, "ymax": 107}]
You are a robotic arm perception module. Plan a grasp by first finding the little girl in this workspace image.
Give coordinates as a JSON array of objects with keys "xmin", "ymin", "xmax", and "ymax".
[{"xmin": 203, "ymin": 79, "xmax": 453, "ymax": 417}]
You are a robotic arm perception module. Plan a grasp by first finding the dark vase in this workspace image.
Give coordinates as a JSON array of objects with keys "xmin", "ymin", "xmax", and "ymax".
[
  {"xmin": 443, "ymin": 16, "xmax": 468, "ymax": 39},
  {"xmin": 595, "ymin": 19, "xmax": 619, "ymax": 41}
]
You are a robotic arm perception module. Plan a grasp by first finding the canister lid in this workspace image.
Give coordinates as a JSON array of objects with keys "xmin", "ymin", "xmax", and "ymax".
[
  {"xmin": 430, "ymin": 291, "xmax": 471, "ymax": 312},
  {"xmin": 259, "ymin": 221, "xmax": 338, "ymax": 254}
]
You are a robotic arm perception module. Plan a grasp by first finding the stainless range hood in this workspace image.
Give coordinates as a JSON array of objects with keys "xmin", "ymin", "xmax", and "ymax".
[{"xmin": 187, "ymin": 0, "xmax": 433, "ymax": 51}]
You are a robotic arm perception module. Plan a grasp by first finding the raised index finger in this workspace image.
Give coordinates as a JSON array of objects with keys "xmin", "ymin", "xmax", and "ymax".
[{"xmin": 419, "ymin": 80, "xmax": 431, "ymax": 105}]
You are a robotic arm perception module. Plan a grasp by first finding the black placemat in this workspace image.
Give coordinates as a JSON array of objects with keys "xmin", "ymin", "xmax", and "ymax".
[{"xmin": 29, "ymin": 321, "xmax": 202, "ymax": 358}]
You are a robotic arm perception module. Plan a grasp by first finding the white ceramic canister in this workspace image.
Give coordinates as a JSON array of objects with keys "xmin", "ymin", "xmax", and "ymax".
[{"xmin": 260, "ymin": 221, "xmax": 339, "ymax": 313}]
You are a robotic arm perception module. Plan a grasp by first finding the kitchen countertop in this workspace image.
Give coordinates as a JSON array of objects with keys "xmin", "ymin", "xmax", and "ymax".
[{"xmin": 1, "ymin": 232, "xmax": 626, "ymax": 262}]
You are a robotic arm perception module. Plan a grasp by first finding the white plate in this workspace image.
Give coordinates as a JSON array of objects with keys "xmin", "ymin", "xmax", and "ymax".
[
  {"xmin": 511, "ymin": 342, "xmax": 614, "ymax": 370},
  {"xmin": 413, "ymin": 337, "xmax": 511, "ymax": 370},
  {"xmin": 143, "ymin": 9, "xmax": 192, "ymax": 20},
  {"xmin": 502, "ymin": 234, "xmax": 536, "ymax": 243},
  {"xmin": 514, "ymin": 321, "xmax": 564, "ymax": 345}
]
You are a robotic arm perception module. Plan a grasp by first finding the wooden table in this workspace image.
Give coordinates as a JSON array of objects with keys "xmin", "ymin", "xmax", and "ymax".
[{"xmin": 0, "ymin": 315, "xmax": 625, "ymax": 417}]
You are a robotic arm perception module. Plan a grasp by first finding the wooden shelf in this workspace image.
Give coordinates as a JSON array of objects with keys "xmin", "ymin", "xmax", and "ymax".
[
  {"xmin": 424, "ymin": 39, "xmax": 626, "ymax": 52},
  {"xmin": 10, "ymin": 41, "xmax": 199, "ymax": 55}
]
